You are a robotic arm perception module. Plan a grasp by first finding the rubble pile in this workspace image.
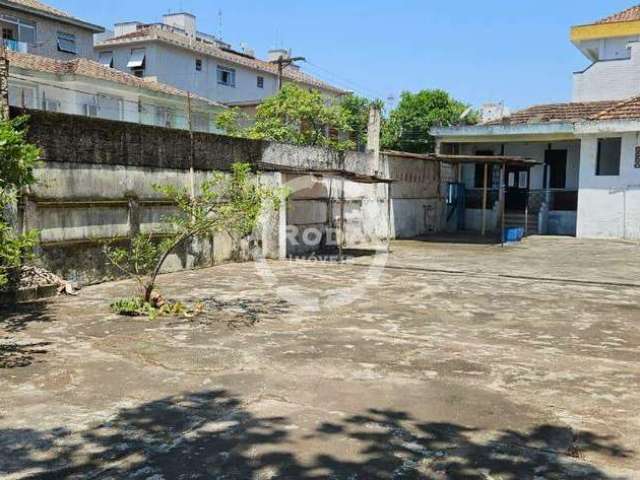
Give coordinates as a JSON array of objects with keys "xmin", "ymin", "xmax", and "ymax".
[{"xmin": 0, "ymin": 266, "xmax": 78, "ymax": 295}]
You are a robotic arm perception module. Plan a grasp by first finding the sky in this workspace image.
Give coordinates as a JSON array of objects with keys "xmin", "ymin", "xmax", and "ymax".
[{"xmin": 50, "ymin": 0, "xmax": 637, "ymax": 110}]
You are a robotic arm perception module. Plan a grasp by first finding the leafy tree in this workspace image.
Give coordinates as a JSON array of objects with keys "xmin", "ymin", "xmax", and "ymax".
[
  {"xmin": 0, "ymin": 116, "xmax": 41, "ymax": 288},
  {"xmin": 105, "ymin": 163, "xmax": 282, "ymax": 306},
  {"xmin": 382, "ymin": 89, "xmax": 478, "ymax": 154},
  {"xmin": 339, "ymin": 94, "xmax": 373, "ymax": 151},
  {"xmin": 216, "ymin": 84, "xmax": 355, "ymax": 151}
]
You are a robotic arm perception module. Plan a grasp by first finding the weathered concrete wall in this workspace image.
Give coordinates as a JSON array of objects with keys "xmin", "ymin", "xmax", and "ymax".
[
  {"xmin": 23, "ymin": 162, "xmax": 284, "ymax": 285},
  {"xmin": 284, "ymin": 174, "xmax": 389, "ymax": 256},
  {"xmin": 18, "ymin": 109, "xmax": 406, "ymax": 284},
  {"xmin": 384, "ymin": 154, "xmax": 442, "ymax": 238}
]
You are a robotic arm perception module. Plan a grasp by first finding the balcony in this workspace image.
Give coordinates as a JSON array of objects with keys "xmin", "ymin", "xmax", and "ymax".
[{"xmin": 2, "ymin": 38, "xmax": 28, "ymax": 53}]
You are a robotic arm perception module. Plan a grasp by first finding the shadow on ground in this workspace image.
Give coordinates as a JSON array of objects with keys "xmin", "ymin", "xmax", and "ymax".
[
  {"xmin": 200, "ymin": 296, "xmax": 291, "ymax": 329},
  {"xmin": 1, "ymin": 301, "xmax": 54, "ymax": 369},
  {"xmin": 0, "ymin": 389, "xmax": 631, "ymax": 479}
]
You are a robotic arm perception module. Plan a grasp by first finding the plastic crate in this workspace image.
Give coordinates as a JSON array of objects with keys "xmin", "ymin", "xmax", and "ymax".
[{"xmin": 504, "ymin": 227, "xmax": 525, "ymax": 243}]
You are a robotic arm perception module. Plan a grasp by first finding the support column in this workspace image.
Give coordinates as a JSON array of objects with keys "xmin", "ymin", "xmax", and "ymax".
[
  {"xmin": 481, "ymin": 162, "xmax": 488, "ymax": 236},
  {"xmin": 499, "ymin": 162, "xmax": 506, "ymax": 246}
]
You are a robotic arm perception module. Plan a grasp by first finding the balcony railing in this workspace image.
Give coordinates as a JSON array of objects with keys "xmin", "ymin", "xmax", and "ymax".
[
  {"xmin": 2, "ymin": 39, "xmax": 28, "ymax": 53},
  {"xmin": 465, "ymin": 189, "xmax": 578, "ymax": 212}
]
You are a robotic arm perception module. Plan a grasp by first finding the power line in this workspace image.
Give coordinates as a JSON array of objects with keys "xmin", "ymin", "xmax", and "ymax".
[{"xmin": 303, "ymin": 60, "xmax": 387, "ymax": 100}]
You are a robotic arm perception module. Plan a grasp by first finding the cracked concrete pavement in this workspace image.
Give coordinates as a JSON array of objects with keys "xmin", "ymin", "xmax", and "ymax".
[{"xmin": 1, "ymin": 237, "xmax": 639, "ymax": 479}]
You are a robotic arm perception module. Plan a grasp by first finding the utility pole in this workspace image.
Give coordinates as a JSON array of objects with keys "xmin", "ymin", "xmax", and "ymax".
[
  {"xmin": 0, "ymin": 39, "xmax": 9, "ymax": 121},
  {"xmin": 186, "ymin": 92, "xmax": 196, "ymax": 201},
  {"xmin": 271, "ymin": 55, "xmax": 306, "ymax": 91}
]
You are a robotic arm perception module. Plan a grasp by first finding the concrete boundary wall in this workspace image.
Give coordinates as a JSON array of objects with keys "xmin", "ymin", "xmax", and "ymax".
[{"xmin": 14, "ymin": 110, "xmax": 445, "ymax": 285}]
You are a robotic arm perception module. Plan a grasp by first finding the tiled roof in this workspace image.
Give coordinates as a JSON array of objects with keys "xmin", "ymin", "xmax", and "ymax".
[
  {"xmin": 8, "ymin": 51, "xmax": 223, "ymax": 107},
  {"xmin": 595, "ymin": 5, "xmax": 640, "ymax": 24},
  {"xmin": 484, "ymin": 101, "xmax": 619, "ymax": 125},
  {"xmin": 96, "ymin": 26, "xmax": 347, "ymax": 95},
  {"xmin": 0, "ymin": 0, "xmax": 103, "ymax": 30},
  {"xmin": 484, "ymin": 95, "xmax": 640, "ymax": 126},
  {"xmin": 590, "ymin": 95, "xmax": 640, "ymax": 120},
  {"xmin": 1, "ymin": 0, "xmax": 71, "ymax": 18}
]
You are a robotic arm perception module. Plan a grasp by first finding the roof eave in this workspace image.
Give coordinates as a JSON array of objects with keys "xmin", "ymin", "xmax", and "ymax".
[
  {"xmin": 433, "ymin": 122, "xmax": 576, "ymax": 140},
  {"xmin": 0, "ymin": 0, "xmax": 104, "ymax": 32},
  {"xmin": 576, "ymin": 118, "xmax": 640, "ymax": 134}
]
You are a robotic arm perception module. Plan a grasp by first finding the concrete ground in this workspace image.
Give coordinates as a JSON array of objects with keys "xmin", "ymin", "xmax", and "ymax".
[{"xmin": 1, "ymin": 236, "xmax": 639, "ymax": 479}]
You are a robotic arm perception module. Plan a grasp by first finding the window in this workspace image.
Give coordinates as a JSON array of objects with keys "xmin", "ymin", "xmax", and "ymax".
[
  {"xmin": 544, "ymin": 150, "xmax": 567, "ymax": 189},
  {"xmin": 57, "ymin": 32, "xmax": 76, "ymax": 54},
  {"xmin": 97, "ymin": 94, "xmax": 123, "ymax": 121},
  {"xmin": 42, "ymin": 94, "xmax": 60, "ymax": 112},
  {"xmin": 8, "ymin": 84, "xmax": 35, "ymax": 108},
  {"xmin": 474, "ymin": 150, "xmax": 494, "ymax": 188},
  {"xmin": 83, "ymin": 103, "xmax": 99, "ymax": 118},
  {"xmin": 1, "ymin": 15, "xmax": 35, "ymax": 43},
  {"xmin": 217, "ymin": 65, "xmax": 236, "ymax": 87},
  {"xmin": 192, "ymin": 112, "xmax": 209, "ymax": 132},
  {"xmin": 195, "ymin": 59, "xmax": 202, "ymax": 71},
  {"xmin": 154, "ymin": 106, "xmax": 174, "ymax": 128},
  {"xmin": 18, "ymin": 21, "xmax": 35, "ymax": 45},
  {"xmin": 596, "ymin": 138, "xmax": 622, "ymax": 176},
  {"xmin": 257, "ymin": 76, "xmax": 264, "ymax": 88},
  {"xmin": 98, "ymin": 51, "xmax": 114, "ymax": 68},
  {"xmin": 2, "ymin": 27, "xmax": 14, "ymax": 40},
  {"xmin": 127, "ymin": 48, "xmax": 146, "ymax": 76}
]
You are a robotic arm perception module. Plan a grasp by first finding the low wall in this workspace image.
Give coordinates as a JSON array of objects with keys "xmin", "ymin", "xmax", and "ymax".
[
  {"xmin": 384, "ymin": 153, "xmax": 442, "ymax": 238},
  {"xmin": 548, "ymin": 211, "xmax": 577, "ymax": 236},
  {"xmin": 285, "ymin": 174, "xmax": 389, "ymax": 256},
  {"xmin": 16, "ymin": 109, "xmax": 407, "ymax": 284}
]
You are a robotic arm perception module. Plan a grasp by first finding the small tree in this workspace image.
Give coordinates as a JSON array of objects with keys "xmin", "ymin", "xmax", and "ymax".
[
  {"xmin": 105, "ymin": 163, "xmax": 281, "ymax": 305},
  {"xmin": 216, "ymin": 84, "xmax": 355, "ymax": 151},
  {"xmin": 0, "ymin": 116, "xmax": 41, "ymax": 288},
  {"xmin": 338, "ymin": 95, "xmax": 385, "ymax": 151},
  {"xmin": 382, "ymin": 89, "xmax": 478, "ymax": 154}
]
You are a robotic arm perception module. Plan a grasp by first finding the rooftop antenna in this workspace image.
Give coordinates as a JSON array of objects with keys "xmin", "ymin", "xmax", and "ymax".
[{"xmin": 218, "ymin": 9, "xmax": 223, "ymax": 39}]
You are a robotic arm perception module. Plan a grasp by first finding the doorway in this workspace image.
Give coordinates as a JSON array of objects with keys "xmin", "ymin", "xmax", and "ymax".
[{"xmin": 505, "ymin": 166, "xmax": 530, "ymax": 211}]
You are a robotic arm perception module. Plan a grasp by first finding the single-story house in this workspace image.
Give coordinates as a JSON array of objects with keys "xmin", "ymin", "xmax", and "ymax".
[
  {"xmin": 433, "ymin": 97, "xmax": 640, "ymax": 241},
  {"xmin": 6, "ymin": 51, "xmax": 225, "ymax": 132}
]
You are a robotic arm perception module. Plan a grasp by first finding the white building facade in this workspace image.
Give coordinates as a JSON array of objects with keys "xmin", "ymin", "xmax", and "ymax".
[
  {"xmin": 0, "ymin": 0, "xmax": 103, "ymax": 60},
  {"xmin": 7, "ymin": 51, "xmax": 225, "ymax": 133},
  {"xmin": 94, "ymin": 13, "xmax": 346, "ymax": 109}
]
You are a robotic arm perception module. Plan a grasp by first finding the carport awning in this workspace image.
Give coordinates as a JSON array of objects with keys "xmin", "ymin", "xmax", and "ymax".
[
  {"xmin": 257, "ymin": 161, "xmax": 393, "ymax": 184},
  {"xmin": 383, "ymin": 150, "xmax": 542, "ymax": 166},
  {"xmin": 432, "ymin": 154, "xmax": 542, "ymax": 166}
]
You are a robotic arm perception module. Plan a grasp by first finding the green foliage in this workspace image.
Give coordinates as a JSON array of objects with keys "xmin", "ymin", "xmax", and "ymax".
[
  {"xmin": 214, "ymin": 108, "xmax": 250, "ymax": 138},
  {"xmin": 339, "ymin": 94, "xmax": 375, "ymax": 151},
  {"xmin": 0, "ymin": 116, "xmax": 41, "ymax": 287},
  {"xmin": 381, "ymin": 90, "xmax": 479, "ymax": 154},
  {"xmin": 216, "ymin": 85, "xmax": 355, "ymax": 151},
  {"xmin": 104, "ymin": 162, "xmax": 283, "ymax": 306},
  {"xmin": 110, "ymin": 297, "xmax": 150, "ymax": 317},
  {"xmin": 110, "ymin": 297, "xmax": 204, "ymax": 320}
]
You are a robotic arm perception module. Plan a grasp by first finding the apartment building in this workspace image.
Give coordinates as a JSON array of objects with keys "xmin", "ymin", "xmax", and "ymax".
[
  {"xmin": 94, "ymin": 13, "xmax": 346, "ymax": 109},
  {"xmin": 0, "ymin": 0, "xmax": 103, "ymax": 59}
]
